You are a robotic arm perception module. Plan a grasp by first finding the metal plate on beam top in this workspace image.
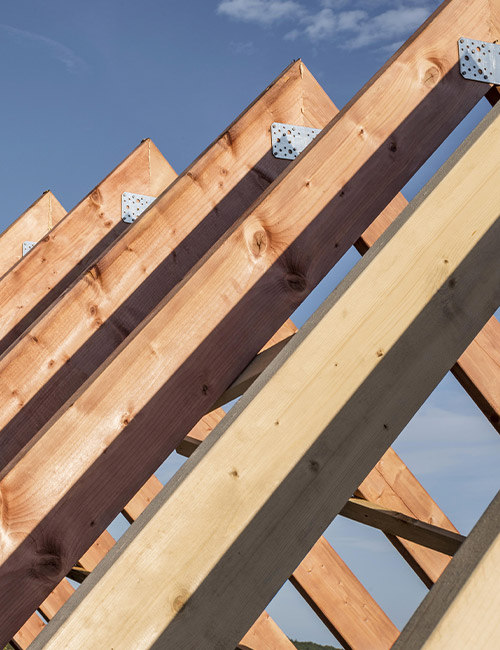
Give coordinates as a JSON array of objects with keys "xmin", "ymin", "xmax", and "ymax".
[
  {"xmin": 459, "ymin": 37, "xmax": 500, "ymax": 84},
  {"xmin": 22, "ymin": 241, "xmax": 37, "ymax": 256},
  {"xmin": 122, "ymin": 192, "xmax": 156, "ymax": 224},
  {"xmin": 271, "ymin": 123, "xmax": 322, "ymax": 160}
]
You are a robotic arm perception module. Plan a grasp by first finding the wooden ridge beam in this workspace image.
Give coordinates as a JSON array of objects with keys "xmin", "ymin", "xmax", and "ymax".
[
  {"xmin": 32, "ymin": 86, "xmax": 500, "ymax": 650},
  {"xmin": 0, "ymin": 139, "xmax": 176, "ymax": 355},
  {"xmin": 392, "ymin": 491, "xmax": 500, "ymax": 649},
  {"xmin": 0, "ymin": 62, "xmax": 335, "ymax": 473},
  {"xmin": 0, "ymin": 191, "xmax": 66, "ymax": 277},
  {"xmin": 1, "ymin": 2, "xmax": 497, "ymax": 642}
]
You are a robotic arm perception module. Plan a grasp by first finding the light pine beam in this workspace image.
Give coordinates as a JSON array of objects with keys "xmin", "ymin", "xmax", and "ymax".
[{"xmin": 32, "ymin": 74, "xmax": 500, "ymax": 650}]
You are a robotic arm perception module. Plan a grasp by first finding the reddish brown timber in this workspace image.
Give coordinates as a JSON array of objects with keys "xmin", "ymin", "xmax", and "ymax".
[
  {"xmin": 0, "ymin": 191, "xmax": 66, "ymax": 277},
  {"xmin": 0, "ymin": 139, "xmax": 176, "ymax": 354},
  {"xmin": 452, "ymin": 316, "xmax": 500, "ymax": 430},
  {"xmin": 11, "ymin": 613, "xmax": 45, "ymax": 650},
  {"xmin": 38, "ymin": 580, "xmax": 75, "ymax": 621},
  {"xmin": 9, "ymin": 325, "xmax": 295, "ymax": 646},
  {"xmin": 31, "ymin": 79, "xmax": 500, "ymax": 650},
  {"xmin": 358, "ymin": 449, "xmax": 461, "ymax": 587},
  {"xmin": 2, "ymin": 1, "xmax": 499, "ymax": 642},
  {"xmin": 0, "ymin": 62, "xmax": 336, "ymax": 472},
  {"xmin": 291, "ymin": 537, "xmax": 399, "ymax": 650},
  {"xmin": 237, "ymin": 613, "xmax": 298, "ymax": 650}
]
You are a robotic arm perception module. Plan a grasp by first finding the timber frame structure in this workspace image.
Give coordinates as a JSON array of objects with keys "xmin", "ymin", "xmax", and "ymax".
[{"xmin": 1, "ymin": 0, "xmax": 499, "ymax": 648}]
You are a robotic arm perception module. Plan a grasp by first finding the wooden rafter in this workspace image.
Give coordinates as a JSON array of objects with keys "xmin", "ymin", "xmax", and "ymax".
[
  {"xmin": 0, "ymin": 139, "xmax": 176, "ymax": 355},
  {"xmin": 0, "ymin": 190, "xmax": 66, "ymax": 277},
  {"xmin": 2, "ymin": 2, "xmax": 498, "ymax": 644},
  {"xmin": 31, "ymin": 88, "xmax": 500, "ymax": 650},
  {"xmin": 0, "ymin": 61, "xmax": 335, "ymax": 473},
  {"xmin": 392, "ymin": 490, "xmax": 500, "ymax": 649}
]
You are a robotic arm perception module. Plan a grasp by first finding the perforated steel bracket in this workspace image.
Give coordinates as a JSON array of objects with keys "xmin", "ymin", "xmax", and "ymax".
[
  {"xmin": 271, "ymin": 122, "xmax": 321, "ymax": 160},
  {"xmin": 22, "ymin": 241, "xmax": 37, "ymax": 256},
  {"xmin": 121, "ymin": 192, "xmax": 156, "ymax": 224},
  {"xmin": 459, "ymin": 37, "xmax": 500, "ymax": 84}
]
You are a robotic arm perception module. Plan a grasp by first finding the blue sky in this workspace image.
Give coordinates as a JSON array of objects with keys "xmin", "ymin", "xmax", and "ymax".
[{"xmin": 1, "ymin": 1, "xmax": 499, "ymax": 646}]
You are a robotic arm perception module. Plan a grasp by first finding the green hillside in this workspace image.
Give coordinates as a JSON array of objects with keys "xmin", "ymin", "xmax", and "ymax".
[{"xmin": 291, "ymin": 641, "xmax": 341, "ymax": 650}]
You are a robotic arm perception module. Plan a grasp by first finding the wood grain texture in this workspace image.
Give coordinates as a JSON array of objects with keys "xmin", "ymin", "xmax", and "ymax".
[
  {"xmin": 187, "ymin": 332, "xmax": 463, "ymax": 585},
  {"xmin": 2, "ymin": 4, "xmax": 498, "ymax": 643},
  {"xmin": 392, "ymin": 490, "xmax": 500, "ymax": 649},
  {"xmin": 0, "ymin": 62, "xmax": 336, "ymax": 472},
  {"xmin": 453, "ymin": 315, "xmax": 500, "ymax": 429},
  {"xmin": 358, "ymin": 448, "xmax": 460, "ymax": 587},
  {"xmin": 238, "ymin": 613, "xmax": 297, "ymax": 650},
  {"xmin": 0, "ymin": 139, "xmax": 176, "ymax": 354},
  {"xmin": 31, "ymin": 91, "xmax": 500, "ymax": 650},
  {"xmin": 359, "ymin": 162, "xmax": 500, "ymax": 432},
  {"xmin": 11, "ymin": 613, "xmax": 45, "ymax": 650},
  {"xmin": 177, "ymin": 400, "xmax": 399, "ymax": 649},
  {"xmin": 38, "ymin": 580, "xmax": 75, "ymax": 621},
  {"xmin": 0, "ymin": 191, "xmax": 66, "ymax": 278},
  {"xmin": 291, "ymin": 537, "xmax": 399, "ymax": 650}
]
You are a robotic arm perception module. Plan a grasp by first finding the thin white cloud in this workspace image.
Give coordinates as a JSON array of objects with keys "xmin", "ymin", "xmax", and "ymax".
[
  {"xmin": 217, "ymin": 0, "xmax": 437, "ymax": 49},
  {"xmin": 229, "ymin": 40, "xmax": 256, "ymax": 55},
  {"xmin": 217, "ymin": 0, "xmax": 305, "ymax": 26},
  {"xmin": 0, "ymin": 24, "xmax": 87, "ymax": 73},
  {"xmin": 303, "ymin": 8, "xmax": 337, "ymax": 42},
  {"xmin": 348, "ymin": 7, "xmax": 431, "ymax": 48}
]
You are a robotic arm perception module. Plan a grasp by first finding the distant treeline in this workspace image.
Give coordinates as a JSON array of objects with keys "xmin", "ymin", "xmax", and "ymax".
[{"xmin": 291, "ymin": 641, "xmax": 341, "ymax": 650}]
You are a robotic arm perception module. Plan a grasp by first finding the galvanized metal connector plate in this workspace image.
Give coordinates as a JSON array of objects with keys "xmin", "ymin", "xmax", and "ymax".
[
  {"xmin": 22, "ymin": 241, "xmax": 37, "ymax": 256},
  {"xmin": 459, "ymin": 38, "xmax": 500, "ymax": 84},
  {"xmin": 271, "ymin": 123, "xmax": 321, "ymax": 160},
  {"xmin": 122, "ymin": 192, "xmax": 156, "ymax": 224}
]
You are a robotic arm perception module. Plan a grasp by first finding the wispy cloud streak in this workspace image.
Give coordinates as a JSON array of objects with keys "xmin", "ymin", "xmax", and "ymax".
[
  {"xmin": 0, "ymin": 24, "xmax": 87, "ymax": 73},
  {"xmin": 216, "ymin": 0, "xmax": 438, "ymax": 50}
]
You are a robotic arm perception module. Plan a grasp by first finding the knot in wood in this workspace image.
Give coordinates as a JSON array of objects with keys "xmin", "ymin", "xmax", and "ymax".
[
  {"xmin": 172, "ymin": 590, "xmax": 189, "ymax": 614},
  {"xmin": 32, "ymin": 544, "xmax": 64, "ymax": 582},
  {"xmin": 88, "ymin": 264, "xmax": 102, "ymax": 284},
  {"xmin": 90, "ymin": 188, "xmax": 103, "ymax": 206},
  {"xmin": 284, "ymin": 270, "xmax": 307, "ymax": 293},
  {"xmin": 423, "ymin": 65, "xmax": 440, "ymax": 88},
  {"xmin": 250, "ymin": 229, "xmax": 268, "ymax": 257},
  {"xmin": 308, "ymin": 459, "xmax": 320, "ymax": 473}
]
